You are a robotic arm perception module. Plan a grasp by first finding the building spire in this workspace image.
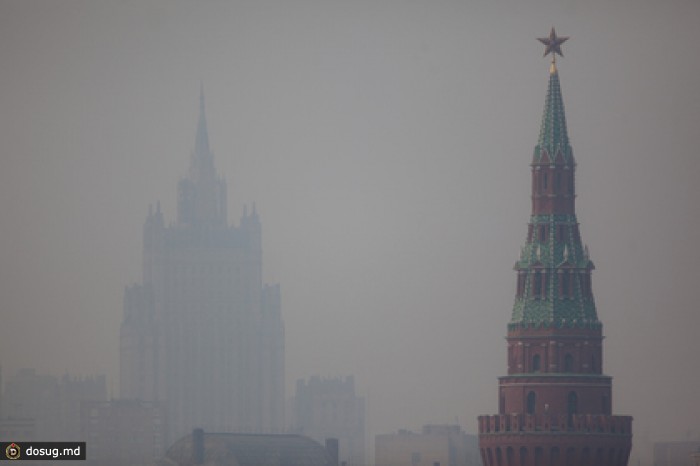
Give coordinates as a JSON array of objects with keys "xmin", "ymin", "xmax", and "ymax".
[
  {"xmin": 195, "ymin": 83, "xmax": 210, "ymax": 158},
  {"xmin": 177, "ymin": 87, "xmax": 228, "ymax": 228},
  {"xmin": 509, "ymin": 30, "xmax": 598, "ymax": 327},
  {"xmin": 534, "ymin": 29, "xmax": 572, "ymax": 165}
]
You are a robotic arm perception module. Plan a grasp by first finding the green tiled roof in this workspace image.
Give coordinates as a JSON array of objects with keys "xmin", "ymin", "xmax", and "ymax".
[
  {"xmin": 510, "ymin": 66, "xmax": 599, "ymax": 328},
  {"xmin": 510, "ymin": 214, "xmax": 599, "ymax": 327},
  {"xmin": 533, "ymin": 68, "xmax": 573, "ymax": 164}
]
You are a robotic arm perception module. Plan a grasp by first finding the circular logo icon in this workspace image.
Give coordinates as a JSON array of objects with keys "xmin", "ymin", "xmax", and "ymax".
[{"xmin": 6, "ymin": 443, "xmax": 20, "ymax": 460}]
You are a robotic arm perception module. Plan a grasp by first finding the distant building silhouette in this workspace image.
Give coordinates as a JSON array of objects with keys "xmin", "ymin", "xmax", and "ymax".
[
  {"xmin": 157, "ymin": 429, "xmax": 336, "ymax": 466},
  {"xmin": 375, "ymin": 425, "xmax": 480, "ymax": 466},
  {"xmin": 291, "ymin": 376, "xmax": 365, "ymax": 466},
  {"xmin": 81, "ymin": 399, "xmax": 166, "ymax": 466},
  {"xmin": 119, "ymin": 89, "xmax": 284, "ymax": 443},
  {"xmin": 477, "ymin": 35, "xmax": 633, "ymax": 465},
  {"xmin": 0, "ymin": 368, "xmax": 106, "ymax": 441},
  {"xmin": 653, "ymin": 441, "xmax": 700, "ymax": 466}
]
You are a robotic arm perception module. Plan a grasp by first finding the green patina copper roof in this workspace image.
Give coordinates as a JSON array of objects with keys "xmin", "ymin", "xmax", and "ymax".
[
  {"xmin": 510, "ymin": 65, "xmax": 599, "ymax": 327},
  {"xmin": 533, "ymin": 66, "xmax": 573, "ymax": 164},
  {"xmin": 510, "ymin": 214, "xmax": 599, "ymax": 327}
]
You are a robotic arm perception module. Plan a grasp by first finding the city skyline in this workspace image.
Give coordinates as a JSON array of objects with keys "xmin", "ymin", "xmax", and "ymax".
[{"xmin": 1, "ymin": 2, "xmax": 699, "ymax": 463}]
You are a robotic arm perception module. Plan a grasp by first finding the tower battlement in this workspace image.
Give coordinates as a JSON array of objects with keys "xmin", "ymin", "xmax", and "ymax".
[{"xmin": 478, "ymin": 414, "xmax": 632, "ymax": 436}]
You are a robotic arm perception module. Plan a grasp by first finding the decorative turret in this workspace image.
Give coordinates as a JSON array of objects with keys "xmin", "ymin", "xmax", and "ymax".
[{"xmin": 477, "ymin": 29, "xmax": 632, "ymax": 466}]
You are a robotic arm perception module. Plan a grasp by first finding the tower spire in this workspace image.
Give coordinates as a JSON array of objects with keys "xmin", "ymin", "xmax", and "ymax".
[
  {"xmin": 512, "ymin": 30, "xmax": 597, "ymax": 326},
  {"xmin": 533, "ymin": 43, "xmax": 572, "ymax": 165},
  {"xmin": 195, "ymin": 83, "xmax": 210, "ymax": 158},
  {"xmin": 177, "ymin": 87, "xmax": 228, "ymax": 228}
]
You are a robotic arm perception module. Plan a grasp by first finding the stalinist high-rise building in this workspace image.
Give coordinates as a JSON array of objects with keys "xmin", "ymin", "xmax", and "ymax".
[
  {"xmin": 478, "ymin": 30, "xmax": 632, "ymax": 466},
  {"xmin": 120, "ymin": 90, "xmax": 284, "ymax": 444}
]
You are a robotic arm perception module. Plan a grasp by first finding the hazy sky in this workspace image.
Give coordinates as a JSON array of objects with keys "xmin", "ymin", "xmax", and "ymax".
[{"xmin": 1, "ymin": 0, "xmax": 699, "ymax": 460}]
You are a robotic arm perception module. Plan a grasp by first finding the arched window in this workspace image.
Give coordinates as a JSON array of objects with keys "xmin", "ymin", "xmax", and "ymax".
[
  {"xmin": 519, "ymin": 447, "xmax": 528, "ymax": 466},
  {"xmin": 527, "ymin": 391, "xmax": 536, "ymax": 414},
  {"xmin": 532, "ymin": 354, "xmax": 541, "ymax": 372},
  {"xmin": 591, "ymin": 355, "xmax": 597, "ymax": 373},
  {"xmin": 506, "ymin": 447, "xmax": 514, "ymax": 466},
  {"xmin": 533, "ymin": 272, "xmax": 542, "ymax": 298},
  {"xmin": 564, "ymin": 353, "xmax": 574, "ymax": 372},
  {"xmin": 550, "ymin": 447, "xmax": 560, "ymax": 466},
  {"xmin": 535, "ymin": 447, "xmax": 544, "ymax": 466},
  {"xmin": 543, "ymin": 172, "xmax": 548, "ymax": 191},
  {"xmin": 539, "ymin": 225, "xmax": 546, "ymax": 242}
]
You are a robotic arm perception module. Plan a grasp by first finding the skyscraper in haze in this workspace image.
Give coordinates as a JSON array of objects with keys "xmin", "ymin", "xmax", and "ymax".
[
  {"xmin": 120, "ymin": 90, "xmax": 284, "ymax": 443},
  {"xmin": 477, "ymin": 30, "xmax": 632, "ymax": 466}
]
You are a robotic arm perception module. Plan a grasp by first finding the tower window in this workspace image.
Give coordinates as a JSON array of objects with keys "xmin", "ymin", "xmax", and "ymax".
[
  {"xmin": 557, "ymin": 224, "xmax": 567, "ymax": 242},
  {"xmin": 561, "ymin": 272, "xmax": 570, "ymax": 298},
  {"xmin": 564, "ymin": 353, "xmax": 574, "ymax": 372},
  {"xmin": 527, "ymin": 391, "xmax": 536, "ymax": 414},
  {"xmin": 568, "ymin": 172, "xmax": 575, "ymax": 195},
  {"xmin": 540, "ymin": 271, "xmax": 547, "ymax": 296},
  {"xmin": 543, "ymin": 172, "xmax": 548, "ymax": 191},
  {"xmin": 535, "ymin": 447, "xmax": 544, "ymax": 466},
  {"xmin": 532, "ymin": 354, "xmax": 541, "ymax": 372},
  {"xmin": 517, "ymin": 273, "xmax": 525, "ymax": 297},
  {"xmin": 581, "ymin": 273, "xmax": 592, "ymax": 297},
  {"xmin": 533, "ymin": 272, "xmax": 542, "ymax": 298},
  {"xmin": 539, "ymin": 225, "xmax": 546, "ymax": 242}
]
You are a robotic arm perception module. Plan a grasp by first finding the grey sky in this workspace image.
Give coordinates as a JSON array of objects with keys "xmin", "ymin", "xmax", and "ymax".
[{"xmin": 1, "ymin": 0, "xmax": 699, "ymax": 461}]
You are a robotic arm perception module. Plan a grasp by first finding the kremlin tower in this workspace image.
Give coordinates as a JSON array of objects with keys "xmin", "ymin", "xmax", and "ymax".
[{"xmin": 477, "ymin": 29, "xmax": 632, "ymax": 466}]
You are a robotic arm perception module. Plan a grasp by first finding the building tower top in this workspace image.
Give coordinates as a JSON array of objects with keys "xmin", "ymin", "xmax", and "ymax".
[
  {"xmin": 176, "ymin": 87, "xmax": 228, "ymax": 228},
  {"xmin": 534, "ymin": 28, "xmax": 572, "ymax": 166},
  {"xmin": 195, "ymin": 83, "xmax": 210, "ymax": 158},
  {"xmin": 511, "ymin": 30, "xmax": 599, "ymax": 327}
]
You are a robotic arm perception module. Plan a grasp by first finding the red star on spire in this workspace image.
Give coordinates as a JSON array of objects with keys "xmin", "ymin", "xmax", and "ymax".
[{"xmin": 538, "ymin": 27, "xmax": 569, "ymax": 59}]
